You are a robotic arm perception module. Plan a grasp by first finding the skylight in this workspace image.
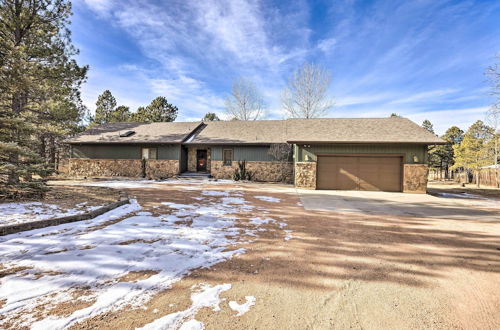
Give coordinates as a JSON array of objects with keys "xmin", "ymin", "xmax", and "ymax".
[{"xmin": 119, "ymin": 130, "xmax": 135, "ymax": 137}]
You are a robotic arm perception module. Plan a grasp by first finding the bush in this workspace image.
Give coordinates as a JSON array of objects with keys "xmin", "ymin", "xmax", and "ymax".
[{"xmin": 233, "ymin": 160, "xmax": 253, "ymax": 181}]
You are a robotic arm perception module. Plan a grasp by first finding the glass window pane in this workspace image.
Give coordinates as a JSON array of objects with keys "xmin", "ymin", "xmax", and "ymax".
[
  {"xmin": 223, "ymin": 149, "xmax": 233, "ymax": 166},
  {"xmin": 142, "ymin": 148, "xmax": 149, "ymax": 159},
  {"xmin": 150, "ymin": 148, "xmax": 157, "ymax": 160}
]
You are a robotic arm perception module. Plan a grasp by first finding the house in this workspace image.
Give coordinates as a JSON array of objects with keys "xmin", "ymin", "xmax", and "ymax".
[{"xmin": 66, "ymin": 117, "xmax": 444, "ymax": 193}]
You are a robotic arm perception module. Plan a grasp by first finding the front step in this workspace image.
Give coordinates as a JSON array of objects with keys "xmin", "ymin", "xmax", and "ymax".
[{"xmin": 177, "ymin": 171, "xmax": 211, "ymax": 178}]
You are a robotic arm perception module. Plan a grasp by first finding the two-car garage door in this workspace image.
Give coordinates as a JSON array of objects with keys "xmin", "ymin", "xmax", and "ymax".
[{"xmin": 317, "ymin": 155, "xmax": 403, "ymax": 192}]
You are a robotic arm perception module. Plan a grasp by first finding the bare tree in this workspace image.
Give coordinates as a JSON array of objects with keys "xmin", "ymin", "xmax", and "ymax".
[
  {"xmin": 225, "ymin": 78, "xmax": 266, "ymax": 120},
  {"xmin": 268, "ymin": 143, "xmax": 293, "ymax": 182},
  {"xmin": 486, "ymin": 53, "xmax": 500, "ymax": 108},
  {"xmin": 486, "ymin": 107, "xmax": 499, "ymax": 186},
  {"xmin": 486, "ymin": 54, "xmax": 500, "ymax": 186},
  {"xmin": 281, "ymin": 63, "xmax": 334, "ymax": 118}
]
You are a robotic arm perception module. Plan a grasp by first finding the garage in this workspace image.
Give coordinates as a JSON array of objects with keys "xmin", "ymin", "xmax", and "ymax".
[{"xmin": 317, "ymin": 155, "xmax": 403, "ymax": 192}]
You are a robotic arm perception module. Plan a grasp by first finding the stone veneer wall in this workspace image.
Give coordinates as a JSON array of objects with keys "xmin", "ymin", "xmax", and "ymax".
[
  {"xmin": 211, "ymin": 160, "xmax": 293, "ymax": 183},
  {"xmin": 294, "ymin": 162, "xmax": 317, "ymax": 189},
  {"xmin": 403, "ymin": 164, "xmax": 428, "ymax": 193},
  {"xmin": 145, "ymin": 160, "xmax": 179, "ymax": 179},
  {"xmin": 69, "ymin": 159, "xmax": 179, "ymax": 179}
]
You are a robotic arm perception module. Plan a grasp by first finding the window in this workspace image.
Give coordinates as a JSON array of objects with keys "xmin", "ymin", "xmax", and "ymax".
[
  {"xmin": 223, "ymin": 149, "xmax": 233, "ymax": 166},
  {"xmin": 141, "ymin": 147, "xmax": 158, "ymax": 160}
]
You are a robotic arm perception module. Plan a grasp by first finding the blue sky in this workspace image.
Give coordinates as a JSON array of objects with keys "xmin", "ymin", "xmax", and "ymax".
[{"xmin": 72, "ymin": 0, "xmax": 500, "ymax": 135}]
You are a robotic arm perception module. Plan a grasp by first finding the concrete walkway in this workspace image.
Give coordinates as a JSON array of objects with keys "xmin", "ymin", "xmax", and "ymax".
[{"xmin": 298, "ymin": 189, "xmax": 500, "ymax": 220}]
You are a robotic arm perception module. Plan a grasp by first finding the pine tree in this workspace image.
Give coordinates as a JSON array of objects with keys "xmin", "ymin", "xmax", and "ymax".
[
  {"xmin": 453, "ymin": 121, "xmax": 493, "ymax": 187},
  {"xmin": 0, "ymin": 0, "xmax": 87, "ymax": 196},
  {"xmin": 421, "ymin": 120, "xmax": 440, "ymax": 169},
  {"xmin": 422, "ymin": 120, "xmax": 435, "ymax": 134},
  {"xmin": 432, "ymin": 126, "xmax": 464, "ymax": 179},
  {"xmin": 92, "ymin": 90, "xmax": 117, "ymax": 125},
  {"xmin": 109, "ymin": 105, "xmax": 131, "ymax": 122},
  {"xmin": 202, "ymin": 112, "xmax": 220, "ymax": 121},
  {"xmin": 132, "ymin": 97, "xmax": 178, "ymax": 123}
]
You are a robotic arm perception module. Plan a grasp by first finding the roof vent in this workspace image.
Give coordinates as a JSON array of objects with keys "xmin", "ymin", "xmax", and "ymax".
[{"xmin": 119, "ymin": 130, "xmax": 135, "ymax": 137}]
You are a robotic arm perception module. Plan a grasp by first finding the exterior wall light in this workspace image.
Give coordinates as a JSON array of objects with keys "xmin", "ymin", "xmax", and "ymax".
[{"xmin": 413, "ymin": 155, "xmax": 419, "ymax": 163}]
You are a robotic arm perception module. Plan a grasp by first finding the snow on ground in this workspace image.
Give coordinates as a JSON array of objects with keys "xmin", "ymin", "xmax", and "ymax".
[
  {"xmin": 0, "ymin": 183, "xmax": 280, "ymax": 329},
  {"xmin": 284, "ymin": 230, "xmax": 293, "ymax": 241},
  {"xmin": 229, "ymin": 296, "xmax": 256, "ymax": 316},
  {"xmin": 0, "ymin": 201, "xmax": 103, "ymax": 226},
  {"xmin": 137, "ymin": 284, "xmax": 231, "ymax": 330},
  {"xmin": 437, "ymin": 192, "xmax": 491, "ymax": 200},
  {"xmin": 254, "ymin": 196, "xmax": 281, "ymax": 203},
  {"xmin": 436, "ymin": 192, "xmax": 500, "ymax": 210},
  {"xmin": 77, "ymin": 179, "xmax": 236, "ymax": 189}
]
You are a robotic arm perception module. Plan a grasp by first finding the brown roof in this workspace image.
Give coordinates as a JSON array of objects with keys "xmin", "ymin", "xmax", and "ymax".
[
  {"xmin": 285, "ymin": 117, "xmax": 444, "ymax": 144},
  {"xmin": 67, "ymin": 117, "xmax": 444, "ymax": 145},
  {"xmin": 186, "ymin": 120, "xmax": 287, "ymax": 144},
  {"xmin": 66, "ymin": 122, "xmax": 202, "ymax": 144}
]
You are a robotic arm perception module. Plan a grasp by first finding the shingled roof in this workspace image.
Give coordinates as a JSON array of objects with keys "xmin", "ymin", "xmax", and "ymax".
[
  {"xmin": 285, "ymin": 117, "xmax": 444, "ymax": 144},
  {"xmin": 67, "ymin": 117, "xmax": 444, "ymax": 145},
  {"xmin": 186, "ymin": 120, "xmax": 287, "ymax": 144},
  {"xmin": 66, "ymin": 122, "xmax": 203, "ymax": 144}
]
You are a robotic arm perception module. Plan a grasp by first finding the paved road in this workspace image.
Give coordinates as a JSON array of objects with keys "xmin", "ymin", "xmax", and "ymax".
[{"xmin": 298, "ymin": 189, "xmax": 500, "ymax": 220}]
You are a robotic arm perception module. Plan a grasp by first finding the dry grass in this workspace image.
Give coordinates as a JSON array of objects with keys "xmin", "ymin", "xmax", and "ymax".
[{"xmin": 118, "ymin": 270, "xmax": 160, "ymax": 283}]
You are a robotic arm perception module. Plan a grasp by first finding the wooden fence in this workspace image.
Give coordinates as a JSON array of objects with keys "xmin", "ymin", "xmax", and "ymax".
[
  {"xmin": 475, "ymin": 169, "xmax": 500, "ymax": 188},
  {"xmin": 429, "ymin": 168, "xmax": 500, "ymax": 188}
]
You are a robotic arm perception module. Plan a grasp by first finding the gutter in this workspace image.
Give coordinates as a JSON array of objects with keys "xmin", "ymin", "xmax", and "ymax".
[{"xmin": 286, "ymin": 141, "xmax": 446, "ymax": 145}]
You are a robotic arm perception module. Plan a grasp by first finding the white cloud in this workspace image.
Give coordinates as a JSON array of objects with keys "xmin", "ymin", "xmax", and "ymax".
[
  {"xmin": 406, "ymin": 106, "xmax": 489, "ymax": 134},
  {"xmin": 150, "ymin": 78, "xmax": 225, "ymax": 120},
  {"xmin": 83, "ymin": 0, "xmax": 115, "ymax": 14},
  {"xmin": 388, "ymin": 88, "xmax": 459, "ymax": 105},
  {"xmin": 76, "ymin": 0, "xmax": 497, "ymax": 129},
  {"xmin": 317, "ymin": 37, "xmax": 337, "ymax": 53}
]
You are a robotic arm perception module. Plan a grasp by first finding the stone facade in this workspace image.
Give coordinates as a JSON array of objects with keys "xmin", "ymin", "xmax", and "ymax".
[
  {"xmin": 146, "ymin": 160, "xmax": 180, "ymax": 179},
  {"xmin": 187, "ymin": 146, "xmax": 211, "ymax": 172},
  {"xmin": 68, "ymin": 158, "xmax": 179, "ymax": 179},
  {"xmin": 403, "ymin": 164, "xmax": 428, "ymax": 193},
  {"xmin": 211, "ymin": 160, "xmax": 293, "ymax": 183},
  {"xmin": 294, "ymin": 162, "xmax": 317, "ymax": 189},
  {"xmin": 69, "ymin": 159, "xmax": 143, "ymax": 178}
]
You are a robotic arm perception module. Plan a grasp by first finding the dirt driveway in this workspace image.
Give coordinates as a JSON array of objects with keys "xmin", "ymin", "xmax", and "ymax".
[{"xmin": 2, "ymin": 179, "xmax": 500, "ymax": 329}]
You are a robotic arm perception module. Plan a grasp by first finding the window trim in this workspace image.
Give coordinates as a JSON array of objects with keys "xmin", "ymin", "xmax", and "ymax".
[{"xmin": 222, "ymin": 148, "xmax": 233, "ymax": 166}]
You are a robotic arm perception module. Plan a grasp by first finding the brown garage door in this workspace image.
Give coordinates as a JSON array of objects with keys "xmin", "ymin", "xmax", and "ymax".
[{"xmin": 317, "ymin": 155, "xmax": 402, "ymax": 192}]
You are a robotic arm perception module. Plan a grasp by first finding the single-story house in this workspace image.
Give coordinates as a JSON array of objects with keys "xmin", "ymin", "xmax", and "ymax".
[{"xmin": 66, "ymin": 117, "xmax": 444, "ymax": 193}]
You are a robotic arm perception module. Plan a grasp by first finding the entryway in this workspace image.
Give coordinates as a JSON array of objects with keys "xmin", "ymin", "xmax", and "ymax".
[{"xmin": 196, "ymin": 149, "xmax": 207, "ymax": 172}]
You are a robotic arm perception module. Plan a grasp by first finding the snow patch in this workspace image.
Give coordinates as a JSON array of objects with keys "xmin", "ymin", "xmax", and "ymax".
[
  {"xmin": 254, "ymin": 196, "xmax": 281, "ymax": 203},
  {"xmin": 137, "ymin": 283, "xmax": 231, "ymax": 330},
  {"xmin": 202, "ymin": 190, "xmax": 230, "ymax": 197},
  {"xmin": 0, "ymin": 202, "xmax": 103, "ymax": 226},
  {"xmin": 77, "ymin": 179, "xmax": 236, "ymax": 189},
  {"xmin": 229, "ymin": 296, "xmax": 256, "ymax": 316},
  {"xmin": 0, "ymin": 192, "xmax": 252, "ymax": 329},
  {"xmin": 249, "ymin": 217, "xmax": 272, "ymax": 225}
]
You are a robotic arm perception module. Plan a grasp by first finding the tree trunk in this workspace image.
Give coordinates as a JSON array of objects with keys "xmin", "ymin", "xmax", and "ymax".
[
  {"xmin": 476, "ymin": 170, "xmax": 480, "ymax": 188},
  {"xmin": 495, "ymin": 137, "xmax": 499, "ymax": 188},
  {"xmin": 49, "ymin": 136, "xmax": 56, "ymax": 169}
]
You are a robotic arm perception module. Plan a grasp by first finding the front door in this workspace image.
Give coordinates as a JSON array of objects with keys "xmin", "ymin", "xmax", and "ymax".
[{"xmin": 196, "ymin": 150, "xmax": 207, "ymax": 172}]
